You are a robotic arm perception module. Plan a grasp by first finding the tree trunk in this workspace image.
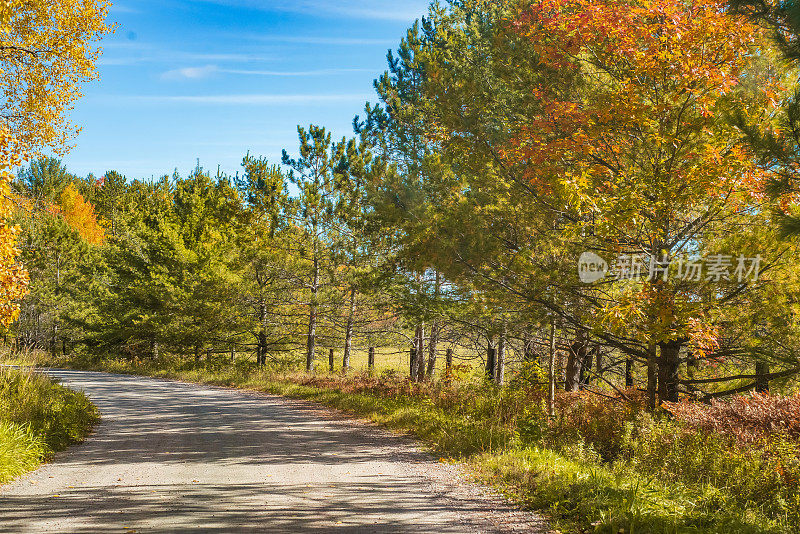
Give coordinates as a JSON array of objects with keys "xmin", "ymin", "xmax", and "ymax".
[
  {"xmin": 486, "ymin": 337, "xmax": 496, "ymax": 382},
  {"xmin": 329, "ymin": 348, "xmax": 335, "ymax": 373},
  {"xmin": 258, "ymin": 331, "xmax": 268, "ymax": 367},
  {"xmin": 231, "ymin": 345, "xmax": 235, "ymax": 363},
  {"xmin": 368, "ymin": 347, "xmax": 375, "ymax": 373},
  {"xmin": 495, "ymin": 329, "xmax": 506, "ymax": 386},
  {"xmin": 425, "ymin": 272, "xmax": 441, "ymax": 379},
  {"xmin": 646, "ymin": 342, "xmax": 658, "ymax": 410},
  {"xmin": 658, "ymin": 339, "xmax": 683, "ymax": 403},
  {"xmin": 306, "ymin": 255, "xmax": 319, "ymax": 373},
  {"xmin": 755, "ymin": 361, "xmax": 771, "ymax": 393},
  {"xmin": 445, "ymin": 348, "xmax": 453, "ymax": 373},
  {"xmin": 580, "ymin": 346, "xmax": 595, "ymax": 387},
  {"xmin": 426, "ymin": 321, "xmax": 439, "ymax": 379},
  {"xmin": 50, "ymin": 325, "xmax": 58, "ymax": 360},
  {"xmin": 411, "ymin": 324, "xmax": 425, "ymax": 382},
  {"xmin": 565, "ymin": 330, "xmax": 587, "ymax": 392},
  {"xmin": 258, "ymin": 302, "xmax": 268, "ymax": 367},
  {"xmin": 194, "ymin": 345, "xmax": 200, "ymax": 363},
  {"xmin": 343, "ymin": 287, "xmax": 355, "ymax": 372},
  {"xmin": 625, "ymin": 358, "xmax": 634, "ymax": 388},
  {"xmin": 547, "ymin": 318, "xmax": 556, "ymax": 419}
]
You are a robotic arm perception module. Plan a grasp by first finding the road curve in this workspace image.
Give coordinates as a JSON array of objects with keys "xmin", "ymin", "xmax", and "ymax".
[{"xmin": 0, "ymin": 369, "xmax": 547, "ymax": 533}]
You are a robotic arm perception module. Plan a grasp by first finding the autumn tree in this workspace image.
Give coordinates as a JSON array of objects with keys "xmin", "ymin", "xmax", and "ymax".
[
  {"xmin": 0, "ymin": 0, "xmax": 110, "ymax": 326},
  {"xmin": 59, "ymin": 183, "xmax": 105, "ymax": 245},
  {"xmin": 11, "ymin": 160, "xmax": 105, "ymax": 353},
  {"xmin": 0, "ymin": 0, "xmax": 111, "ymax": 157},
  {"xmin": 504, "ymin": 0, "xmax": 786, "ymax": 403},
  {"xmin": 366, "ymin": 0, "xmax": 798, "ymax": 401}
]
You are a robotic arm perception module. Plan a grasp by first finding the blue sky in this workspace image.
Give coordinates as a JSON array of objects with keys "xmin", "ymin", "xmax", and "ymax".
[{"xmin": 62, "ymin": 0, "xmax": 431, "ymax": 180}]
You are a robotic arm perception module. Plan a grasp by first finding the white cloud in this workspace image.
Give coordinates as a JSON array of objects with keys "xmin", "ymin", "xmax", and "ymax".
[
  {"xmin": 179, "ymin": 52, "xmax": 272, "ymax": 62},
  {"xmin": 99, "ymin": 44, "xmax": 275, "ymax": 67},
  {"xmin": 191, "ymin": 0, "xmax": 430, "ymax": 22},
  {"xmin": 242, "ymin": 35, "xmax": 396, "ymax": 46},
  {"xmin": 221, "ymin": 67, "xmax": 372, "ymax": 77},
  {"xmin": 161, "ymin": 65, "xmax": 219, "ymax": 80},
  {"xmin": 128, "ymin": 93, "xmax": 373, "ymax": 105},
  {"xmin": 111, "ymin": 3, "xmax": 141, "ymax": 14}
]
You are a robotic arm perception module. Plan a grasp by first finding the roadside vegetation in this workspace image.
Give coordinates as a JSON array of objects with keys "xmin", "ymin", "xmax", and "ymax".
[
  {"xmin": 20, "ymin": 350, "xmax": 797, "ymax": 534},
  {"xmin": 0, "ymin": 365, "xmax": 98, "ymax": 484}
]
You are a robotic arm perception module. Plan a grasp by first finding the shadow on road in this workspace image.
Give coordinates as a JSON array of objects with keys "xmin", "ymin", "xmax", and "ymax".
[{"xmin": 0, "ymin": 370, "xmax": 521, "ymax": 533}]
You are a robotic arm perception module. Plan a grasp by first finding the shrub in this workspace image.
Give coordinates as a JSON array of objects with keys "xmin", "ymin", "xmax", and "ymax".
[
  {"xmin": 545, "ymin": 389, "xmax": 646, "ymax": 461},
  {"xmin": 663, "ymin": 393, "xmax": 800, "ymax": 447},
  {"xmin": 624, "ymin": 412, "xmax": 800, "ymax": 523}
]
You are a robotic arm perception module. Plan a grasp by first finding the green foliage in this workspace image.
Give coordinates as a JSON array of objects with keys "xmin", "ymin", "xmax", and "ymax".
[
  {"xmin": 9, "ymin": 1, "xmax": 800, "ymax": 532},
  {"xmin": 0, "ymin": 422, "xmax": 48, "ymax": 485},
  {"xmin": 475, "ymin": 447, "xmax": 795, "ymax": 534},
  {"xmin": 0, "ymin": 366, "xmax": 98, "ymax": 483},
  {"xmin": 14, "ymin": 157, "xmax": 75, "ymax": 203},
  {"xmin": 624, "ymin": 415, "xmax": 800, "ymax": 524}
]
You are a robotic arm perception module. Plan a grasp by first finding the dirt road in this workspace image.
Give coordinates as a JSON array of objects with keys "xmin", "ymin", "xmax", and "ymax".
[{"xmin": 0, "ymin": 369, "xmax": 547, "ymax": 533}]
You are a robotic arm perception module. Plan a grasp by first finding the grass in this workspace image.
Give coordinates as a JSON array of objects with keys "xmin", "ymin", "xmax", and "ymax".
[
  {"xmin": 16, "ymin": 351, "xmax": 799, "ymax": 534},
  {"xmin": 0, "ymin": 422, "xmax": 48, "ymax": 484},
  {"xmin": 0, "ymin": 365, "xmax": 99, "ymax": 484},
  {"xmin": 475, "ymin": 448, "xmax": 789, "ymax": 534}
]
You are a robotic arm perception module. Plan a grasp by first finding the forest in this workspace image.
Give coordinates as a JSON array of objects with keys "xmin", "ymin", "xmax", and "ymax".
[
  {"xmin": 5, "ymin": 0, "xmax": 800, "ymax": 532},
  {"xmin": 11, "ymin": 0, "xmax": 800, "ymax": 406}
]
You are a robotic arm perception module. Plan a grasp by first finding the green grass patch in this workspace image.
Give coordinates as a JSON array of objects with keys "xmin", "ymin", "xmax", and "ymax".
[
  {"xmin": 0, "ymin": 422, "xmax": 48, "ymax": 484},
  {"xmin": 0, "ymin": 365, "xmax": 99, "ymax": 484},
  {"xmin": 475, "ymin": 448, "xmax": 790, "ymax": 534}
]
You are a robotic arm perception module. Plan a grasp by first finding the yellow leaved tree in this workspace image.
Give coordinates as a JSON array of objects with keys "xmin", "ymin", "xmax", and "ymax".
[
  {"xmin": 58, "ymin": 183, "xmax": 106, "ymax": 246},
  {"xmin": 0, "ymin": 0, "xmax": 111, "ymax": 325}
]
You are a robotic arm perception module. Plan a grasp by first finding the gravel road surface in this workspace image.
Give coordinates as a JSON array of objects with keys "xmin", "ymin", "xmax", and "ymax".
[{"xmin": 0, "ymin": 369, "xmax": 548, "ymax": 533}]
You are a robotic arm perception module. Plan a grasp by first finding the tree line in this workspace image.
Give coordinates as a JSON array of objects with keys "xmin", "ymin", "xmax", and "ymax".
[{"xmin": 8, "ymin": 0, "xmax": 800, "ymax": 412}]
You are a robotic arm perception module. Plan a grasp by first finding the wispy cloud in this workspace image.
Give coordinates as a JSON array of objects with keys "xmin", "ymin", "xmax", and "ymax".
[
  {"xmin": 159, "ymin": 64, "xmax": 374, "ymax": 80},
  {"xmin": 227, "ymin": 67, "xmax": 370, "ymax": 76},
  {"xmin": 191, "ymin": 0, "xmax": 429, "ymax": 21},
  {"xmin": 111, "ymin": 3, "xmax": 141, "ymax": 14},
  {"xmin": 125, "ymin": 93, "xmax": 373, "ymax": 105},
  {"xmin": 241, "ymin": 35, "xmax": 397, "ymax": 47},
  {"xmin": 99, "ymin": 42, "xmax": 274, "ymax": 67},
  {"xmin": 161, "ymin": 65, "xmax": 219, "ymax": 80}
]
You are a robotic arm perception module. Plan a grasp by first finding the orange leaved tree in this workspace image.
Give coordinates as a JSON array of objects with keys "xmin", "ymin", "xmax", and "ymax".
[
  {"xmin": 507, "ymin": 0, "xmax": 785, "ymax": 404},
  {"xmin": 58, "ymin": 184, "xmax": 105, "ymax": 246}
]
